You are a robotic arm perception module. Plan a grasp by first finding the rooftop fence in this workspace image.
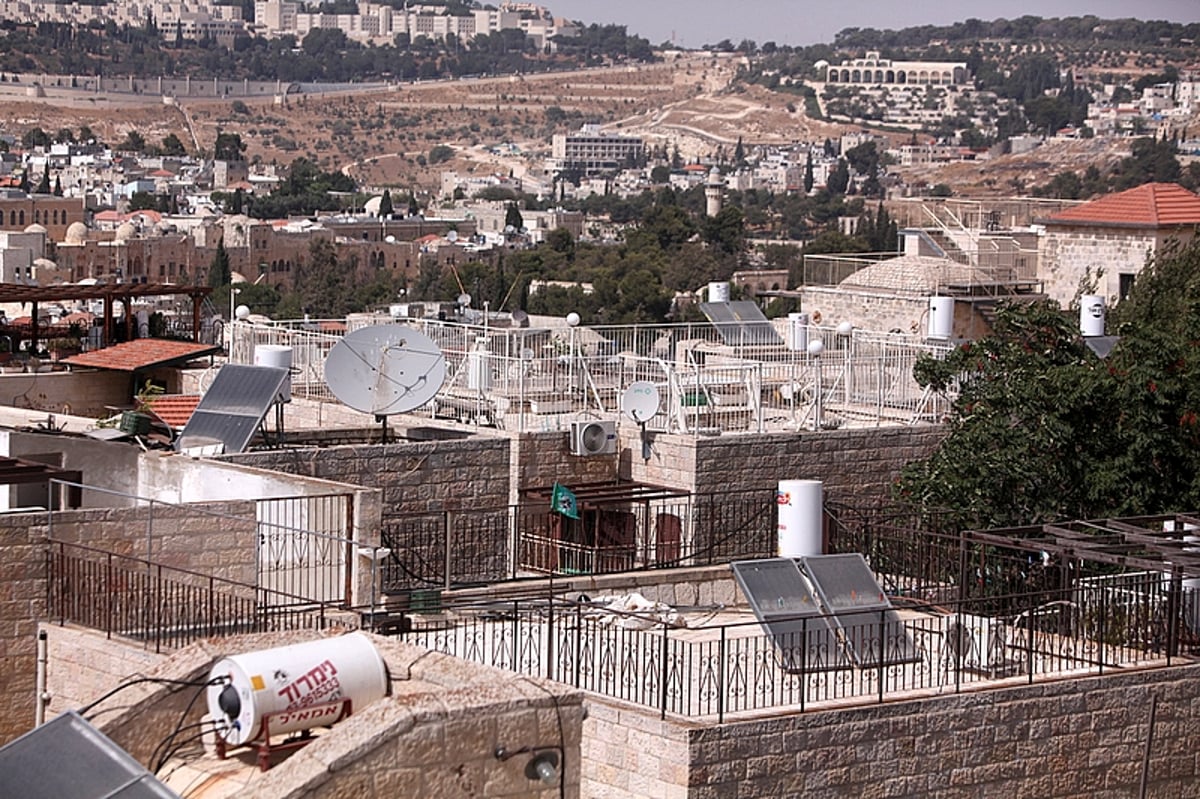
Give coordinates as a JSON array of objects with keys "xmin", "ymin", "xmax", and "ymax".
[{"xmin": 229, "ymin": 316, "xmax": 952, "ymax": 433}]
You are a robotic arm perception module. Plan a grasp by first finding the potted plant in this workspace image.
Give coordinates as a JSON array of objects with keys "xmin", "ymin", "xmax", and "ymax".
[{"xmin": 47, "ymin": 337, "xmax": 82, "ymax": 361}]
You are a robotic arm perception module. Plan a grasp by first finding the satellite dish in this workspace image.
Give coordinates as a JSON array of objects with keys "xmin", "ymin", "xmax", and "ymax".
[
  {"xmin": 622, "ymin": 381, "xmax": 661, "ymax": 424},
  {"xmin": 520, "ymin": 347, "xmax": 535, "ymax": 361},
  {"xmin": 385, "ymin": 235, "xmax": 396, "ymax": 243},
  {"xmin": 457, "ymin": 292, "xmax": 472, "ymax": 308},
  {"xmin": 447, "ymin": 230, "xmax": 458, "ymax": 243},
  {"xmin": 512, "ymin": 309, "xmax": 529, "ymax": 328},
  {"xmin": 323, "ymin": 325, "xmax": 446, "ymax": 416}
]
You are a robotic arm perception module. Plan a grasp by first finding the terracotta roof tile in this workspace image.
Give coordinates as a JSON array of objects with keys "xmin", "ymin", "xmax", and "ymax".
[
  {"xmin": 63, "ymin": 339, "xmax": 222, "ymax": 372},
  {"xmin": 139, "ymin": 394, "xmax": 201, "ymax": 429},
  {"xmin": 1046, "ymin": 182, "xmax": 1200, "ymax": 228}
]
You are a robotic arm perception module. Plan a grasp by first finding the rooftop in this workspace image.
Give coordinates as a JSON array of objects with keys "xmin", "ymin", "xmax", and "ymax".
[{"xmin": 1044, "ymin": 182, "xmax": 1200, "ymax": 229}]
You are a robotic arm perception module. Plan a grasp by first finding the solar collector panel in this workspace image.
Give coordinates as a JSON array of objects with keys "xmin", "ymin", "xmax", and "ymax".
[{"xmin": 175, "ymin": 364, "xmax": 289, "ymax": 455}]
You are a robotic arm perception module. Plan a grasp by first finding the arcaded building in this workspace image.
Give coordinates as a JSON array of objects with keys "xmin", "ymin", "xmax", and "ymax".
[{"xmin": 825, "ymin": 51, "xmax": 969, "ymax": 85}]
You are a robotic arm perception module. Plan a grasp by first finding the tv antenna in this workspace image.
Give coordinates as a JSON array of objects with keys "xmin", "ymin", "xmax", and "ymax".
[
  {"xmin": 323, "ymin": 324, "xmax": 446, "ymax": 443},
  {"xmin": 621, "ymin": 381, "xmax": 660, "ymax": 460}
]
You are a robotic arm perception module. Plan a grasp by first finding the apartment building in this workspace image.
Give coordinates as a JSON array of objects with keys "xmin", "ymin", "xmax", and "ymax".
[{"xmin": 550, "ymin": 126, "xmax": 644, "ymax": 176}]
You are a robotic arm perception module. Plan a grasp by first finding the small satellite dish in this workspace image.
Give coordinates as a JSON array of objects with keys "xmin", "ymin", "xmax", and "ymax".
[
  {"xmin": 323, "ymin": 325, "xmax": 446, "ymax": 416},
  {"xmin": 622, "ymin": 381, "xmax": 661, "ymax": 424},
  {"xmin": 457, "ymin": 292, "xmax": 472, "ymax": 308},
  {"xmin": 447, "ymin": 230, "xmax": 458, "ymax": 243},
  {"xmin": 512, "ymin": 309, "xmax": 529, "ymax": 328},
  {"xmin": 520, "ymin": 347, "xmax": 535, "ymax": 361},
  {"xmin": 385, "ymin": 235, "xmax": 396, "ymax": 243}
]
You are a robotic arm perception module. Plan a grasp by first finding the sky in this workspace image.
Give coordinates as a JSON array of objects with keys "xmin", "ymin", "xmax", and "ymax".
[{"xmin": 544, "ymin": 0, "xmax": 1200, "ymax": 49}]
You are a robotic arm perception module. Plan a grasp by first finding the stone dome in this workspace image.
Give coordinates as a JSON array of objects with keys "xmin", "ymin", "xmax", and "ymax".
[
  {"xmin": 23, "ymin": 223, "xmax": 47, "ymax": 235},
  {"xmin": 65, "ymin": 221, "xmax": 89, "ymax": 243},
  {"xmin": 114, "ymin": 222, "xmax": 136, "ymax": 242}
]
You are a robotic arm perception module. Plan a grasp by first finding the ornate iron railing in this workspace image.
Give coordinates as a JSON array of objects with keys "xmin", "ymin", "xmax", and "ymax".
[{"xmin": 399, "ymin": 573, "xmax": 1186, "ymax": 722}]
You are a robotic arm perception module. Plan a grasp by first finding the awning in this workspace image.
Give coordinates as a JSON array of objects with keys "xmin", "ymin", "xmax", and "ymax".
[{"xmin": 63, "ymin": 339, "xmax": 221, "ymax": 372}]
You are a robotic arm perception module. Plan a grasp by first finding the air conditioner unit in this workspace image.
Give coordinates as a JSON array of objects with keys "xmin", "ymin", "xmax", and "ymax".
[{"xmin": 569, "ymin": 419, "xmax": 616, "ymax": 456}]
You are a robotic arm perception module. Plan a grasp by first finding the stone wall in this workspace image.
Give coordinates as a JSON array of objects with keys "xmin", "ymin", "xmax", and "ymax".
[
  {"xmin": 229, "ymin": 435, "xmax": 512, "ymax": 516},
  {"xmin": 40, "ymin": 624, "xmax": 168, "ymax": 724},
  {"xmin": 0, "ymin": 512, "xmax": 49, "ymax": 744},
  {"xmin": 626, "ymin": 425, "xmax": 946, "ymax": 504},
  {"xmin": 512, "ymin": 430, "xmax": 623, "ymax": 501},
  {"xmin": 584, "ymin": 662, "xmax": 1200, "ymax": 799},
  {"xmin": 1039, "ymin": 226, "xmax": 1193, "ymax": 306},
  {"xmin": 0, "ymin": 369, "xmax": 131, "ymax": 417}
]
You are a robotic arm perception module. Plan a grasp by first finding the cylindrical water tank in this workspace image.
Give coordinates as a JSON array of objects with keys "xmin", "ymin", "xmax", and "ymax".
[
  {"xmin": 786, "ymin": 313, "xmax": 810, "ymax": 352},
  {"xmin": 1080, "ymin": 295, "xmax": 1105, "ymax": 337},
  {"xmin": 254, "ymin": 344, "xmax": 293, "ymax": 403},
  {"xmin": 467, "ymin": 337, "xmax": 491, "ymax": 391},
  {"xmin": 206, "ymin": 632, "xmax": 388, "ymax": 746},
  {"xmin": 928, "ymin": 296, "xmax": 954, "ymax": 340},
  {"xmin": 707, "ymin": 281, "xmax": 731, "ymax": 303},
  {"xmin": 777, "ymin": 479, "xmax": 823, "ymax": 558}
]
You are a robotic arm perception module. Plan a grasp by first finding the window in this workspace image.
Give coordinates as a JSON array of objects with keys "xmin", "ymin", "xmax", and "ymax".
[{"xmin": 1119, "ymin": 274, "xmax": 1135, "ymax": 300}]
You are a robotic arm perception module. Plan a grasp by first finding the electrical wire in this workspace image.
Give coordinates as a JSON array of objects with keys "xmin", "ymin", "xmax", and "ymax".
[
  {"xmin": 151, "ymin": 720, "xmax": 217, "ymax": 777},
  {"xmin": 151, "ymin": 677, "xmax": 225, "ymax": 774},
  {"xmin": 519, "ymin": 677, "xmax": 568, "ymax": 799},
  {"xmin": 78, "ymin": 675, "xmax": 215, "ymax": 719}
]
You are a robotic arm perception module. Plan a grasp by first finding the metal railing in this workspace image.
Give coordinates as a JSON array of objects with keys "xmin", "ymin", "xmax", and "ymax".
[
  {"xmin": 46, "ymin": 541, "xmax": 346, "ymax": 654},
  {"xmin": 398, "ymin": 574, "xmax": 1187, "ymax": 722},
  {"xmin": 49, "ymin": 481, "xmax": 357, "ymax": 608},
  {"xmin": 229, "ymin": 318, "xmax": 952, "ymax": 433},
  {"xmin": 380, "ymin": 488, "xmax": 776, "ymax": 593}
]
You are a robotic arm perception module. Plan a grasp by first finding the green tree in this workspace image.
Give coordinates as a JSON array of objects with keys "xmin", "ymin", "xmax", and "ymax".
[
  {"xmin": 803, "ymin": 151, "xmax": 814, "ymax": 194},
  {"xmin": 36, "ymin": 162, "xmax": 50, "ymax": 194},
  {"xmin": 504, "ymin": 202, "xmax": 524, "ymax": 232},
  {"xmin": 161, "ymin": 133, "xmax": 187, "ymax": 156},
  {"xmin": 214, "ymin": 131, "xmax": 246, "ymax": 161},
  {"xmin": 120, "ymin": 130, "xmax": 147, "ymax": 153},
  {"xmin": 826, "ymin": 158, "xmax": 849, "ymax": 194},
  {"xmin": 897, "ymin": 238, "xmax": 1200, "ymax": 527},
  {"xmin": 129, "ymin": 191, "xmax": 159, "ymax": 211},
  {"xmin": 208, "ymin": 239, "xmax": 231, "ymax": 289},
  {"xmin": 378, "ymin": 189, "xmax": 394, "ymax": 218}
]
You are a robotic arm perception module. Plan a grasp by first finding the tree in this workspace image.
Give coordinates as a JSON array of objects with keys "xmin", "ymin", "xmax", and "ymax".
[
  {"xmin": 896, "ymin": 238, "xmax": 1200, "ymax": 527},
  {"xmin": 161, "ymin": 133, "xmax": 186, "ymax": 156},
  {"xmin": 22, "ymin": 128, "xmax": 51, "ymax": 149},
  {"xmin": 208, "ymin": 239, "xmax": 231, "ymax": 289},
  {"xmin": 378, "ymin": 189, "xmax": 394, "ymax": 218},
  {"xmin": 214, "ymin": 131, "xmax": 246, "ymax": 162},
  {"xmin": 733, "ymin": 136, "xmax": 745, "ymax": 166},
  {"xmin": 803, "ymin": 151, "xmax": 814, "ymax": 194},
  {"xmin": 826, "ymin": 158, "xmax": 849, "ymax": 194},
  {"xmin": 36, "ymin": 162, "xmax": 50, "ymax": 194},
  {"xmin": 120, "ymin": 130, "xmax": 146, "ymax": 153},
  {"xmin": 53, "ymin": 176, "xmax": 62, "ymax": 196},
  {"xmin": 505, "ymin": 202, "xmax": 524, "ymax": 232}
]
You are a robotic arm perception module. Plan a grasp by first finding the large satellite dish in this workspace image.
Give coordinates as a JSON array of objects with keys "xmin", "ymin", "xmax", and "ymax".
[
  {"xmin": 324, "ymin": 325, "xmax": 446, "ymax": 419},
  {"xmin": 621, "ymin": 381, "xmax": 660, "ymax": 424}
]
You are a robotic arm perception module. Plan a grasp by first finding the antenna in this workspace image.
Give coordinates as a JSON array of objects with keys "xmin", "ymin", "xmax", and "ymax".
[
  {"xmin": 621, "ymin": 381, "xmax": 660, "ymax": 460},
  {"xmin": 323, "ymin": 324, "xmax": 446, "ymax": 442}
]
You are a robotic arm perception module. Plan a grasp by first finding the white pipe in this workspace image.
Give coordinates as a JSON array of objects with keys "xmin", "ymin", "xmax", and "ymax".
[{"xmin": 34, "ymin": 629, "xmax": 48, "ymax": 726}]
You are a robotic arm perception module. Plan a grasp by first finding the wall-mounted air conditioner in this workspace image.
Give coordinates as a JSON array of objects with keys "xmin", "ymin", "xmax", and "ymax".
[{"xmin": 569, "ymin": 419, "xmax": 616, "ymax": 456}]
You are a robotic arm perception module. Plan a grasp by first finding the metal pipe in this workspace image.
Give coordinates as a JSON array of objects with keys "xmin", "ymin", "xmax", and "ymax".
[{"xmin": 35, "ymin": 629, "xmax": 48, "ymax": 726}]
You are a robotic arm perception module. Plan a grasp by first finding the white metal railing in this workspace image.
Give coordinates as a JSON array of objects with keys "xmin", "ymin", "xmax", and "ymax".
[{"xmin": 229, "ymin": 318, "xmax": 954, "ymax": 433}]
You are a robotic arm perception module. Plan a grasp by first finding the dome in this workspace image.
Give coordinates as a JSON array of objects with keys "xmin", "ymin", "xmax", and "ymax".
[
  {"xmin": 23, "ymin": 223, "xmax": 47, "ymax": 235},
  {"xmin": 838, "ymin": 254, "xmax": 977, "ymax": 295},
  {"xmin": 363, "ymin": 196, "xmax": 382, "ymax": 216},
  {"xmin": 114, "ymin": 222, "xmax": 136, "ymax": 242},
  {"xmin": 65, "ymin": 221, "xmax": 89, "ymax": 244}
]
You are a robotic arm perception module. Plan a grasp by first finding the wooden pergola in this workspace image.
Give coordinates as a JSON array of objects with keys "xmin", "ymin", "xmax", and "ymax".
[{"xmin": 0, "ymin": 283, "xmax": 212, "ymax": 350}]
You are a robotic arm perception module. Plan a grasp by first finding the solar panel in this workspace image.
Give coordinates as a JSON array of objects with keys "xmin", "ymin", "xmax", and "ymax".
[
  {"xmin": 730, "ymin": 558, "xmax": 849, "ymax": 674},
  {"xmin": 0, "ymin": 711, "xmax": 178, "ymax": 799},
  {"xmin": 174, "ymin": 363, "xmax": 289, "ymax": 455},
  {"xmin": 700, "ymin": 301, "xmax": 784, "ymax": 346},
  {"xmin": 801, "ymin": 554, "xmax": 920, "ymax": 668}
]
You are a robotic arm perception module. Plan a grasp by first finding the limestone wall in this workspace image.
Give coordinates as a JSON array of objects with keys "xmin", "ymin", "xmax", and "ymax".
[
  {"xmin": 583, "ymin": 662, "xmax": 1200, "ymax": 799},
  {"xmin": 0, "ymin": 513, "xmax": 49, "ymax": 744},
  {"xmin": 626, "ymin": 425, "xmax": 945, "ymax": 504},
  {"xmin": 0, "ymin": 369, "xmax": 131, "ymax": 417},
  {"xmin": 1039, "ymin": 227, "xmax": 1195, "ymax": 307}
]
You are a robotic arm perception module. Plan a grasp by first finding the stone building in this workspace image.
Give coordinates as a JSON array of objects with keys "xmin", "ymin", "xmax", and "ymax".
[
  {"xmin": 825, "ymin": 50, "xmax": 969, "ymax": 85},
  {"xmin": 1038, "ymin": 182, "xmax": 1200, "ymax": 306}
]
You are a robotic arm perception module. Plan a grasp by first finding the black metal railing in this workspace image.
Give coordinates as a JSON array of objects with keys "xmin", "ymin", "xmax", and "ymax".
[
  {"xmin": 398, "ymin": 572, "xmax": 1190, "ymax": 722},
  {"xmin": 379, "ymin": 488, "xmax": 777, "ymax": 593},
  {"xmin": 47, "ymin": 541, "xmax": 346, "ymax": 653}
]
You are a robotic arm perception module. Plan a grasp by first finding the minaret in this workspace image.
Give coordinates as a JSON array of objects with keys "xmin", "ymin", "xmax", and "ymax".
[{"xmin": 705, "ymin": 166, "xmax": 723, "ymax": 217}]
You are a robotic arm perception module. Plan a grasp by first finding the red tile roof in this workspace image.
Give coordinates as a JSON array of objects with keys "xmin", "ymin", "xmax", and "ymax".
[
  {"xmin": 138, "ymin": 394, "xmax": 201, "ymax": 430},
  {"xmin": 63, "ymin": 339, "xmax": 222, "ymax": 372},
  {"xmin": 1045, "ymin": 182, "xmax": 1200, "ymax": 228}
]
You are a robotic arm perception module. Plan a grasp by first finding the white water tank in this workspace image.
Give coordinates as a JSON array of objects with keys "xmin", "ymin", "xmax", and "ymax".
[
  {"xmin": 777, "ymin": 479, "xmax": 823, "ymax": 558},
  {"xmin": 928, "ymin": 296, "xmax": 954, "ymax": 340},
  {"xmin": 786, "ymin": 313, "xmax": 810, "ymax": 352},
  {"xmin": 708, "ymin": 281, "xmax": 731, "ymax": 303},
  {"xmin": 1080, "ymin": 295, "xmax": 1105, "ymax": 337},
  {"xmin": 467, "ymin": 337, "xmax": 491, "ymax": 391},
  {"xmin": 206, "ymin": 632, "xmax": 388, "ymax": 747},
  {"xmin": 254, "ymin": 344, "xmax": 293, "ymax": 403}
]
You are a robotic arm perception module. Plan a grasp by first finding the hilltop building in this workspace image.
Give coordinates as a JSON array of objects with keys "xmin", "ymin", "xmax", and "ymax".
[
  {"xmin": 825, "ymin": 51, "xmax": 970, "ymax": 85},
  {"xmin": 550, "ymin": 126, "xmax": 644, "ymax": 177}
]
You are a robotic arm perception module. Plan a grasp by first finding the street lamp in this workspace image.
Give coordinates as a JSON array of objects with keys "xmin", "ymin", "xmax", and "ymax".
[{"xmin": 229, "ymin": 286, "xmax": 241, "ymax": 320}]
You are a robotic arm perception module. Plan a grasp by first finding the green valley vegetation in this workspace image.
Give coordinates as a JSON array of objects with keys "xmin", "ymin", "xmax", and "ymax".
[{"xmin": 895, "ymin": 237, "xmax": 1200, "ymax": 528}]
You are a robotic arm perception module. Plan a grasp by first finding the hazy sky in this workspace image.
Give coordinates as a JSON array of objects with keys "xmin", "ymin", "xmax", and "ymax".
[{"xmin": 545, "ymin": 1, "xmax": 1200, "ymax": 49}]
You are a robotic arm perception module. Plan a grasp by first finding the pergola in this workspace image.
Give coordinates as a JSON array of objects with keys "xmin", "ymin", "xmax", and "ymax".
[{"xmin": 0, "ymin": 283, "xmax": 212, "ymax": 350}]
